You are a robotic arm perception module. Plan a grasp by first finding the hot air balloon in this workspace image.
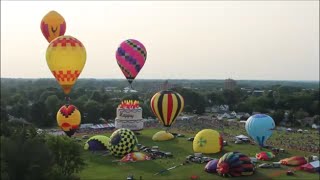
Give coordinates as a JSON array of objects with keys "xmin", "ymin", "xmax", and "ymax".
[
  {"xmin": 120, "ymin": 152, "xmax": 151, "ymax": 162},
  {"xmin": 217, "ymin": 152, "xmax": 255, "ymax": 177},
  {"xmin": 193, "ymin": 129, "xmax": 223, "ymax": 154},
  {"xmin": 255, "ymin": 151, "xmax": 275, "ymax": 161},
  {"xmin": 280, "ymin": 156, "xmax": 307, "ymax": 166},
  {"xmin": 40, "ymin": 10, "xmax": 66, "ymax": 43},
  {"xmin": 115, "ymin": 39, "xmax": 147, "ymax": 88},
  {"xmin": 56, "ymin": 104, "xmax": 81, "ymax": 137},
  {"xmin": 108, "ymin": 128, "xmax": 138, "ymax": 157},
  {"xmin": 46, "ymin": 35, "xmax": 86, "ymax": 95},
  {"xmin": 150, "ymin": 90, "xmax": 184, "ymax": 128},
  {"xmin": 245, "ymin": 114, "xmax": 275, "ymax": 147},
  {"xmin": 84, "ymin": 135, "xmax": 110, "ymax": 151}
]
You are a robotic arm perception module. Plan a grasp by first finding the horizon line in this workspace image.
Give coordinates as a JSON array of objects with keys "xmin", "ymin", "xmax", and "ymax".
[{"xmin": 1, "ymin": 77, "xmax": 319, "ymax": 82}]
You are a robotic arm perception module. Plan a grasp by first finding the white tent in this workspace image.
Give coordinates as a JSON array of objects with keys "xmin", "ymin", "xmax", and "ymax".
[
  {"xmin": 286, "ymin": 128, "xmax": 293, "ymax": 131},
  {"xmin": 312, "ymin": 124, "xmax": 320, "ymax": 129},
  {"xmin": 235, "ymin": 135, "xmax": 249, "ymax": 140},
  {"xmin": 297, "ymin": 129, "xmax": 303, "ymax": 133}
]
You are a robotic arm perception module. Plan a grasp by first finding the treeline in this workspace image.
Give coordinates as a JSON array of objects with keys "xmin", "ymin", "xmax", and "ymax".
[{"xmin": 0, "ymin": 79, "xmax": 319, "ymax": 128}]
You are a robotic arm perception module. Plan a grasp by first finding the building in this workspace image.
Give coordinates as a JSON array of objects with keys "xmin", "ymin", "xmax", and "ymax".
[{"xmin": 224, "ymin": 78, "xmax": 237, "ymax": 90}]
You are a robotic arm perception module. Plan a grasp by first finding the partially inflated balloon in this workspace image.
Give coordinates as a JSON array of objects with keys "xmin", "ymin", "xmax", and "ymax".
[
  {"xmin": 116, "ymin": 39, "xmax": 147, "ymax": 84},
  {"xmin": 41, "ymin": 10, "xmax": 66, "ymax": 43},
  {"xmin": 150, "ymin": 90, "xmax": 184, "ymax": 127},
  {"xmin": 57, "ymin": 104, "xmax": 81, "ymax": 137},
  {"xmin": 193, "ymin": 129, "xmax": 223, "ymax": 154},
  {"xmin": 245, "ymin": 114, "xmax": 275, "ymax": 147},
  {"xmin": 217, "ymin": 152, "xmax": 255, "ymax": 177},
  {"xmin": 46, "ymin": 35, "xmax": 86, "ymax": 94}
]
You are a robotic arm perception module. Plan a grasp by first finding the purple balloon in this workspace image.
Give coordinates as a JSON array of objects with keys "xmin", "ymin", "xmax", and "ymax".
[{"xmin": 205, "ymin": 159, "xmax": 219, "ymax": 173}]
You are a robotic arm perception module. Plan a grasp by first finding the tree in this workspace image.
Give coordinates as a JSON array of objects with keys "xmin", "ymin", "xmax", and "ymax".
[
  {"xmin": 101, "ymin": 102, "xmax": 117, "ymax": 120},
  {"xmin": 207, "ymin": 92, "xmax": 224, "ymax": 105},
  {"xmin": 46, "ymin": 135, "xmax": 86, "ymax": 179},
  {"xmin": 1, "ymin": 126, "xmax": 53, "ymax": 180},
  {"xmin": 222, "ymin": 89, "xmax": 240, "ymax": 109},
  {"xmin": 270, "ymin": 110, "xmax": 285, "ymax": 125},
  {"xmin": 83, "ymin": 100, "xmax": 101, "ymax": 124},
  {"xmin": 30, "ymin": 102, "xmax": 51, "ymax": 127}
]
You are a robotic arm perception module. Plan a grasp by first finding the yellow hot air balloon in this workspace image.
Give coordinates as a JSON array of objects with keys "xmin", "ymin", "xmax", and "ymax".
[
  {"xmin": 193, "ymin": 129, "xmax": 223, "ymax": 154},
  {"xmin": 41, "ymin": 10, "xmax": 66, "ymax": 43},
  {"xmin": 56, "ymin": 104, "xmax": 81, "ymax": 137},
  {"xmin": 46, "ymin": 35, "xmax": 86, "ymax": 94},
  {"xmin": 150, "ymin": 90, "xmax": 184, "ymax": 127}
]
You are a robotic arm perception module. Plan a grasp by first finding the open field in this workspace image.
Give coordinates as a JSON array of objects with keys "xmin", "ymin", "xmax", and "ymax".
[{"xmin": 75, "ymin": 128, "xmax": 319, "ymax": 180}]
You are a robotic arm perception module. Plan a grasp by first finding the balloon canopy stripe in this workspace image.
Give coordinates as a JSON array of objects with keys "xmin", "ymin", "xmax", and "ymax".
[
  {"xmin": 117, "ymin": 62, "xmax": 134, "ymax": 79},
  {"xmin": 125, "ymin": 40, "xmax": 147, "ymax": 60},
  {"xmin": 50, "ymin": 37, "xmax": 83, "ymax": 47},
  {"xmin": 157, "ymin": 93, "xmax": 165, "ymax": 125},
  {"xmin": 59, "ymin": 22, "xmax": 66, "ymax": 36},
  {"xmin": 166, "ymin": 93, "xmax": 173, "ymax": 125},
  {"xmin": 40, "ymin": 21, "xmax": 50, "ymax": 40},
  {"xmin": 117, "ymin": 47, "xmax": 141, "ymax": 73},
  {"xmin": 52, "ymin": 70, "xmax": 80, "ymax": 82}
]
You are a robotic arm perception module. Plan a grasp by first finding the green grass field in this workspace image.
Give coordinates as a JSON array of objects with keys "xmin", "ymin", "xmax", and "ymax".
[{"xmin": 76, "ymin": 129, "xmax": 319, "ymax": 180}]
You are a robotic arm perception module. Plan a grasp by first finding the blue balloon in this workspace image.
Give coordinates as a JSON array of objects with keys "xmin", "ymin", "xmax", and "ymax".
[{"xmin": 245, "ymin": 114, "xmax": 275, "ymax": 147}]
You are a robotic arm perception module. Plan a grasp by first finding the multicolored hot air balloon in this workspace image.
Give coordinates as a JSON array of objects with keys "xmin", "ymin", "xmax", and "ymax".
[
  {"xmin": 245, "ymin": 114, "xmax": 275, "ymax": 147},
  {"xmin": 56, "ymin": 104, "xmax": 81, "ymax": 137},
  {"xmin": 217, "ymin": 152, "xmax": 255, "ymax": 177},
  {"xmin": 46, "ymin": 35, "xmax": 86, "ymax": 94},
  {"xmin": 256, "ymin": 151, "xmax": 275, "ymax": 161},
  {"xmin": 84, "ymin": 135, "xmax": 110, "ymax": 151},
  {"xmin": 120, "ymin": 152, "xmax": 151, "ymax": 162},
  {"xmin": 150, "ymin": 90, "xmax": 184, "ymax": 127},
  {"xmin": 41, "ymin": 10, "xmax": 66, "ymax": 43},
  {"xmin": 116, "ymin": 39, "xmax": 147, "ymax": 86}
]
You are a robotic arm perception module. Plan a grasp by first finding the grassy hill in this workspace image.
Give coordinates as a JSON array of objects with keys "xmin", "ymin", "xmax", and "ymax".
[{"xmin": 76, "ymin": 129, "xmax": 319, "ymax": 180}]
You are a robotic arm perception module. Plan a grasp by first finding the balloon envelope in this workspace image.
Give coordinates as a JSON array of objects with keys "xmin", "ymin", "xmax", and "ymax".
[
  {"xmin": 46, "ymin": 35, "xmax": 86, "ymax": 94},
  {"xmin": 120, "ymin": 152, "xmax": 151, "ymax": 162},
  {"xmin": 41, "ymin": 10, "xmax": 66, "ymax": 43},
  {"xmin": 205, "ymin": 159, "xmax": 219, "ymax": 173},
  {"xmin": 56, "ymin": 104, "xmax": 81, "ymax": 137},
  {"xmin": 245, "ymin": 114, "xmax": 275, "ymax": 147},
  {"xmin": 108, "ymin": 128, "xmax": 138, "ymax": 157},
  {"xmin": 84, "ymin": 135, "xmax": 110, "ymax": 151},
  {"xmin": 193, "ymin": 129, "xmax": 223, "ymax": 154},
  {"xmin": 150, "ymin": 90, "xmax": 184, "ymax": 127},
  {"xmin": 116, "ymin": 39, "xmax": 147, "ymax": 84},
  {"xmin": 217, "ymin": 152, "xmax": 254, "ymax": 177}
]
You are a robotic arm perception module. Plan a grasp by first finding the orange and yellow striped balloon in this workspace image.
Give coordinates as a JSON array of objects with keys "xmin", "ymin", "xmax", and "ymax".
[
  {"xmin": 150, "ymin": 90, "xmax": 184, "ymax": 127},
  {"xmin": 46, "ymin": 35, "xmax": 86, "ymax": 94}
]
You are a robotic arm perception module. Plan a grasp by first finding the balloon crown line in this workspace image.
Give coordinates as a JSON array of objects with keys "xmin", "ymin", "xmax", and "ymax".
[{"xmin": 118, "ymin": 100, "xmax": 140, "ymax": 109}]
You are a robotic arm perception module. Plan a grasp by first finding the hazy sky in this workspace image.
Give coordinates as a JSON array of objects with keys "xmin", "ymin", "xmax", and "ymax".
[{"xmin": 1, "ymin": 1, "xmax": 319, "ymax": 81}]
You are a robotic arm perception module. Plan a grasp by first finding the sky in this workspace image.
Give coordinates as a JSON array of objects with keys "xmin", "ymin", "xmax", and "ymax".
[{"xmin": 1, "ymin": 1, "xmax": 319, "ymax": 81}]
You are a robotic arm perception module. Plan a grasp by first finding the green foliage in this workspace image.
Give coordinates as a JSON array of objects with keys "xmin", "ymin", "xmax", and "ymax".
[
  {"xmin": 0, "ymin": 78, "xmax": 319, "ymax": 127},
  {"xmin": 30, "ymin": 101, "xmax": 52, "ymax": 127},
  {"xmin": 1, "ymin": 126, "xmax": 53, "ymax": 180},
  {"xmin": 270, "ymin": 110, "xmax": 285, "ymax": 125},
  {"xmin": 83, "ymin": 100, "xmax": 102, "ymax": 124},
  {"xmin": 46, "ymin": 135, "xmax": 86, "ymax": 178}
]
